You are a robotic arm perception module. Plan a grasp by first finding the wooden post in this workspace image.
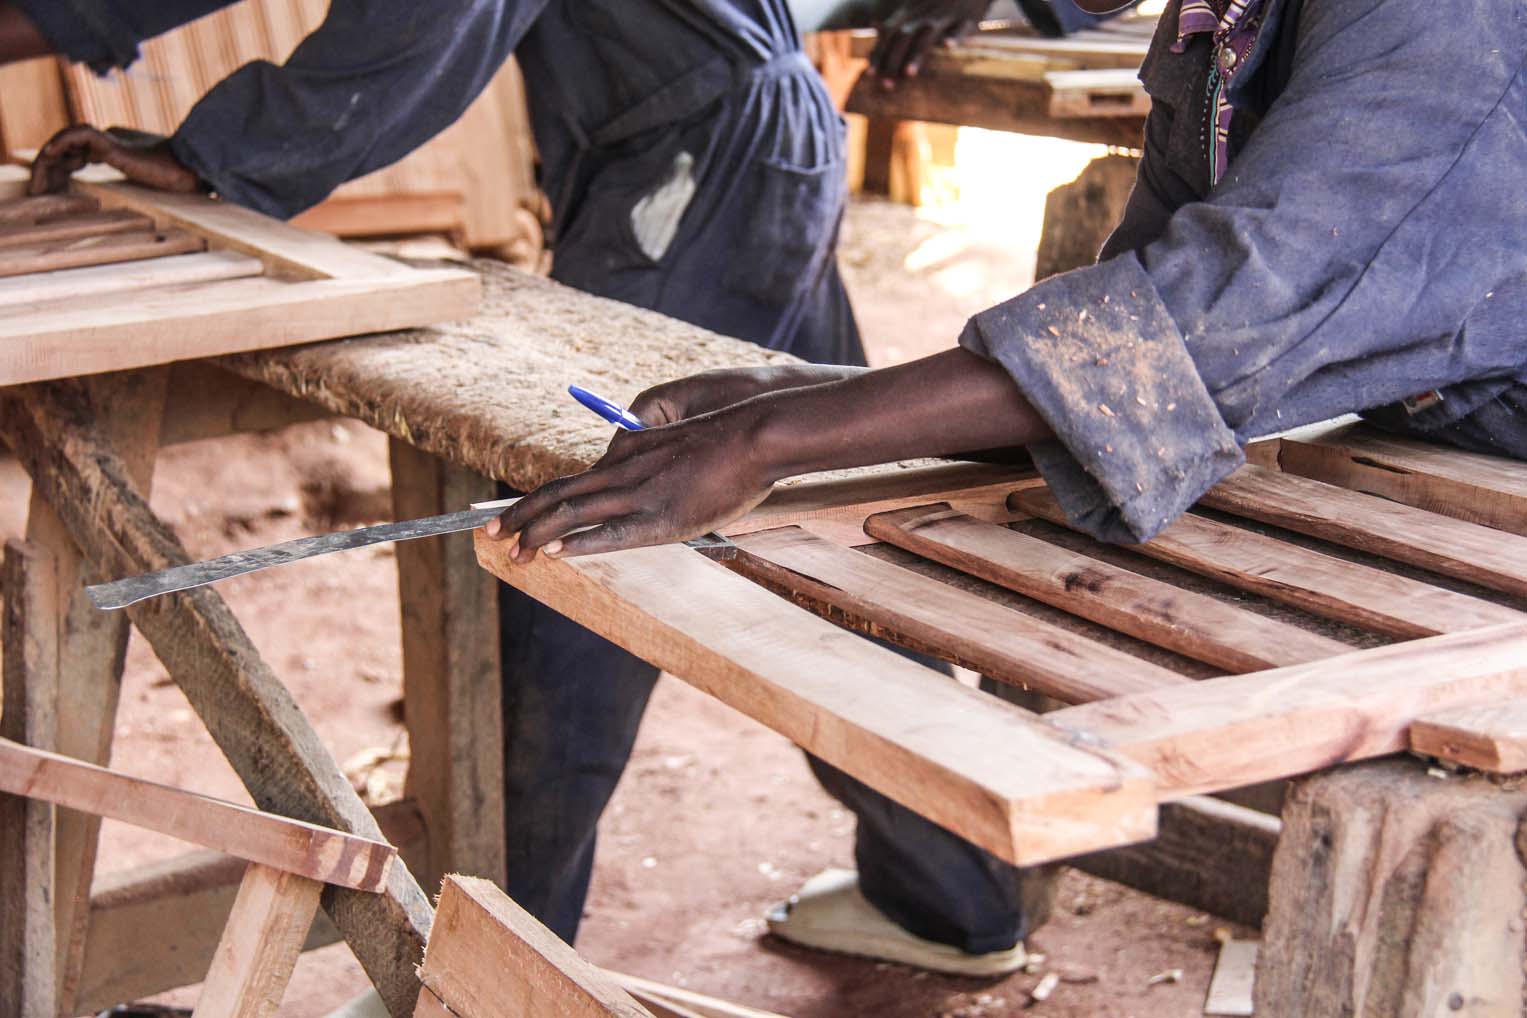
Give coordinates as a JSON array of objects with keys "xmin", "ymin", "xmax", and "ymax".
[
  {"xmin": 0, "ymin": 540, "xmax": 60, "ymax": 1018},
  {"xmin": 389, "ymin": 440, "xmax": 505, "ymax": 891},
  {"xmin": 17, "ymin": 369, "xmax": 166, "ymax": 1015},
  {"xmin": 1256, "ymin": 758, "xmax": 1527, "ymax": 1017},
  {"xmin": 192, "ymin": 864, "xmax": 323, "ymax": 1018},
  {"xmin": 1033, "ymin": 154, "xmax": 1138, "ymax": 281}
]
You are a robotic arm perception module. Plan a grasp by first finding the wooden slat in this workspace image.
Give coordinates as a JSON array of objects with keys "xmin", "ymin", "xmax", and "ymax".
[
  {"xmin": 731, "ymin": 525, "xmax": 1188, "ymax": 701},
  {"xmin": 190, "ymin": 865, "xmax": 322, "ymax": 1018},
  {"xmin": 723, "ymin": 461, "xmax": 1033, "ymax": 546},
  {"xmin": 75, "ymin": 799, "xmax": 427, "ymax": 1016},
  {"xmin": 867, "ymin": 505, "xmax": 1349, "ymax": 671},
  {"xmin": 0, "ymin": 228, "xmax": 204, "ymax": 278},
  {"xmin": 414, "ymin": 986, "xmax": 460, "ymax": 1017},
  {"xmin": 0, "ymin": 541, "xmax": 59, "ymax": 1018},
  {"xmin": 0, "ymin": 250, "xmax": 266, "ymax": 311},
  {"xmin": 0, "ymin": 209, "xmax": 155, "ymax": 249},
  {"xmin": 0, "ymin": 271, "xmax": 478, "ymax": 387},
  {"xmin": 1200, "ymin": 464, "xmax": 1527, "ymax": 599},
  {"xmin": 476, "ymin": 533, "xmax": 1157, "ymax": 866},
  {"xmin": 1049, "ymin": 623, "xmax": 1527, "ymax": 798},
  {"xmin": 0, "ymin": 193, "xmax": 99, "ymax": 225},
  {"xmin": 1409, "ymin": 702, "xmax": 1527, "ymax": 773},
  {"xmin": 1045, "ymin": 69, "xmax": 1152, "ymax": 119},
  {"xmin": 0, "ymin": 739, "xmax": 396, "ymax": 892},
  {"xmin": 420, "ymin": 876, "xmax": 653, "ymax": 1018},
  {"xmin": 612, "ymin": 974, "xmax": 789, "ymax": 1018},
  {"xmin": 1014, "ymin": 488, "xmax": 1525, "ymax": 638},
  {"xmin": 1277, "ymin": 425, "xmax": 1527, "ymax": 536}
]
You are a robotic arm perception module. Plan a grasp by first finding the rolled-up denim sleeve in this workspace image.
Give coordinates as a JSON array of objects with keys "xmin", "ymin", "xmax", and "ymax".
[
  {"xmin": 964, "ymin": 0, "xmax": 1527, "ymax": 543},
  {"xmin": 168, "ymin": 0, "xmax": 548, "ymax": 218}
]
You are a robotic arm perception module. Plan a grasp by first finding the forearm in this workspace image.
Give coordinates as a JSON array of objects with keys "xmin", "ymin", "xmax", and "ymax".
[
  {"xmin": 0, "ymin": 2, "xmax": 50, "ymax": 63},
  {"xmin": 749, "ymin": 347, "xmax": 1052, "ymax": 480}
]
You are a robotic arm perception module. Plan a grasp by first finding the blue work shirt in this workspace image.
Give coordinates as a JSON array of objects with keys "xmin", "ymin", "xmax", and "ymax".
[
  {"xmin": 21, "ymin": 0, "xmax": 862, "ymax": 360},
  {"xmin": 960, "ymin": 0, "xmax": 1527, "ymax": 544}
]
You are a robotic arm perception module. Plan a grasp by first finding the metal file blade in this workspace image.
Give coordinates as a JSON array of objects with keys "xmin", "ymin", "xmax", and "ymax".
[
  {"xmin": 85, "ymin": 500, "xmax": 737, "ymax": 611},
  {"xmin": 85, "ymin": 504, "xmax": 512, "ymax": 610}
]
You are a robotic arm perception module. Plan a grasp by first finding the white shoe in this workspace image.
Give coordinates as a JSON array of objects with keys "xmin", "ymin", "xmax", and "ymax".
[{"xmin": 766, "ymin": 869, "xmax": 1027, "ymax": 977}]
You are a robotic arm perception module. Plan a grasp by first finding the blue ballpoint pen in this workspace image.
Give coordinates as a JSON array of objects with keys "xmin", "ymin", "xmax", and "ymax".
[{"xmin": 568, "ymin": 384, "xmax": 647, "ymax": 431}]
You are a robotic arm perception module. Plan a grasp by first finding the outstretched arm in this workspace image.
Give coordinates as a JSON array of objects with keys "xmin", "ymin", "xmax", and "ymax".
[{"xmin": 487, "ymin": 347, "xmax": 1051, "ymax": 560}]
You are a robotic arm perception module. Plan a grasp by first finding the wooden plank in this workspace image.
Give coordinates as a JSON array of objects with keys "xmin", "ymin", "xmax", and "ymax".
[
  {"xmin": 1, "ymin": 380, "xmax": 434, "ymax": 1018},
  {"xmin": 0, "ymin": 250, "xmax": 265, "ymax": 311},
  {"xmin": 1409, "ymin": 701, "xmax": 1527, "ymax": 773},
  {"xmin": 1014, "ymin": 487, "xmax": 1525, "ymax": 638},
  {"xmin": 0, "ymin": 540, "xmax": 59, "ymax": 1018},
  {"xmin": 158, "ymin": 362, "xmax": 328, "ymax": 447},
  {"xmin": 0, "ymin": 271, "xmax": 479, "ymax": 387},
  {"xmin": 75, "ymin": 799, "xmax": 427, "ymax": 1016},
  {"xmin": 1045, "ymin": 69, "xmax": 1152, "ymax": 119},
  {"xmin": 0, "ymin": 209, "xmax": 155, "ymax": 249},
  {"xmin": 20, "ymin": 369, "xmax": 166, "ymax": 1015},
  {"xmin": 0, "ymin": 228, "xmax": 205, "ymax": 278},
  {"xmin": 420, "ymin": 875, "xmax": 653, "ymax": 1018},
  {"xmin": 292, "ymin": 193, "xmax": 467, "ymax": 240},
  {"xmin": 1277, "ymin": 424, "xmax": 1527, "ymax": 536},
  {"xmin": 1199, "ymin": 464, "xmax": 1527, "ymax": 599},
  {"xmin": 723, "ymin": 461, "xmax": 1033, "ymax": 545},
  {"xmin": 1071, "ymin": 796, "xmax": 1278, "ymax": 930},
  {"xmin": 191, "ymin": 864, "xmax": 323, "ymax": 1018},
  {"xmin": 0, "ymin": 739, "xmax": 396, "ymax": 891},
  {"xmin": 867, "ymin": 505, "xmax": 1350, "ymax": 671},
  {"xmin": 730, "ymin": 524, "xmax": 1189, "ymax": 701},
  {"xmin": 0, "ymin": 58, "xmax": 70, "ymax": 157},
  {"xmin": 1050, "ymin": 623, "xmax": 1527, "ymax": 798},
  {"xmin": 390, "ymin": 440, "xmax": 504, "ymax": 890},
  {"xmin": 414, "ymin": 986, "xmax": 460, "ymax": 1018},
  {"xmin": 476, "ymin": 533, "xmax": 1157, "ymax": 866},
  {"xmin": 1204, "ymin": 940, "xmax": 1258, "ymax": 1017},
  {"xmin": 0, "ymin": 193, "xmax": 100, "ymax": 226}
]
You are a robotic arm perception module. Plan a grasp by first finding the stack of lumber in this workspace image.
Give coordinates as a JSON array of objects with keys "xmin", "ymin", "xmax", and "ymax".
[{"xmin": 0, "ymin": 0, "xmax": 541, "ymax": 255}]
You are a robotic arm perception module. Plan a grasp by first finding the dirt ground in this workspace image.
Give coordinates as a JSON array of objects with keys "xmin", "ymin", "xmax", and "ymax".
[{"xmin": 0, "ymin": 135, "xmax": 1250, "ymax": 1018}]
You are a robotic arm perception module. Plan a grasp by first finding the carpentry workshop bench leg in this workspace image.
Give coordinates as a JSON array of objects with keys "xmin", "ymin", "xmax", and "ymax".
[{"xmin": 1256, "ymin": 757, "xmax": 1527, "ymax": 1017}]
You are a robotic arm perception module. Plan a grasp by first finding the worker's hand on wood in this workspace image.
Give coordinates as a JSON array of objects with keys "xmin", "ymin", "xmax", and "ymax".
[
  {"xmin": 485, "ymin": 348, "xmax": 1054, "ymax": 561},
  {"xmin": 484, "ymin": 402, "xmax": 777, "ymax": 561},
  {"xmin": 629, "ymin": 364, "xmax": 865, "ymax": 426},
  {"xmin": 29, "ymin": 126, "xmax": 203, "ymax": 197},
  {"xmin": 871, "ymin": 0, "xmax": 991, "ymax": 86}
]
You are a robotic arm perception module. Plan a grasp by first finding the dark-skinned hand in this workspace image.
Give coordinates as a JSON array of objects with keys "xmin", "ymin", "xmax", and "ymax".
[
  {"xmin": 486, "ymin": 401, "xmax": 778, "ymax": 562},
  {"xmin": 871, "ymin": 0, "xmax": 991, "ymax": 86},
  {"xmin": 29, "ymin": 126, "xmax": 202, "ymax": 196},
  {"xmin": 628, "ymin": 364, "xmax": 864, "ymax": 426}
]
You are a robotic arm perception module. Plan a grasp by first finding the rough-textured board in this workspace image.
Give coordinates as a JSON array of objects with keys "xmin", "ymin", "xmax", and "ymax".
[
  {"xmin": 20, "ymin": 369, "xmax": 166, "ymax": 1014},
  {"xmin": 75, "ymin": 799, "xmax": 427, "ymax": 1016},
  {"xmin": 868, "ymin": 505, "xmax": 1348, "ymax": 671},
  {"xmin": 0, "ymin": 540, "xmax": 59, "ymax": 1018},
  {"xmin": 1256, "ymin": 759, "xmax": 1527, "ymax": 1018},
  {"xmin": 1045, "ymin": 68, "xmax": 1152, "ymax": 118},
  {"xmin": 477, "ymin": 534, "xmax": 1157, "ymax": 865},
  {"xmin": 421, "ymin": 876, "xmax": 652, "ymax": 1018},
  {"xmin": 0, "ymin": 209, "xmax": 152, "ymax": 248},
  {"xmin": 0, "ymin": 227, "xmax": 205, "ymax": 278},
  {"xmin": 1050, "ymin": 624, "xmax": 1527, "ymax": 798},
  {"xmin": 390, "ymin": 441, "xmax": 504, "ymax": 890},
  {"xmin": 0, "ymin": 739, "xmax": 396, "ymax": 891},
  {"xmin": 224, "ymin": 262, "xmax": 795, "ymax": 492},
  {"xmin": 1200, "ymin": 464, "xmax": 1527, "ymax": 599},
  {"xmin": 730, "ymin": 524, "xmax": 1188, "ymax": 701},
  {"xmin": 1277, "ymin": 424, "xmax": 1527, "ymax": 536},
  {"xmin": 0, "ymin": 250, "xmax": 265, "ymax": 310},
  {"xmin": 1409, "ymin": 701, "xmax": 1527, "ymax": 773},
  {"xmin": 1014, "ymin": 487, "xmax": 1525, "ymax": 638},
  {"xmin": 191, "ymin": 865, "xmax": 323, "ymax": 1018},
  {"xmin": 1070, "ymin": 796, "xmax": 1277, "ymax": 930},
  {"xmin": 0, "ymin": 379, "xmax": 433, "ymax": 1018},
  {"xmin": 1034, "ymin": 154, "xmax": 1138, "ymax": 282}
]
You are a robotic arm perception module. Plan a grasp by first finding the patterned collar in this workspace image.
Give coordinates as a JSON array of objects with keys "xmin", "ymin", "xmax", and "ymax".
[{"xmin": 1170, "ymin": 0, "xmax": 1268, "ymax": 185}]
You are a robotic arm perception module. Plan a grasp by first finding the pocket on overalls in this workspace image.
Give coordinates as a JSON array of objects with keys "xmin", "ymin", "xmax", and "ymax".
[{"xmin": 720, "ymin": 151, "xmax": 846, "ymax": 310}]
